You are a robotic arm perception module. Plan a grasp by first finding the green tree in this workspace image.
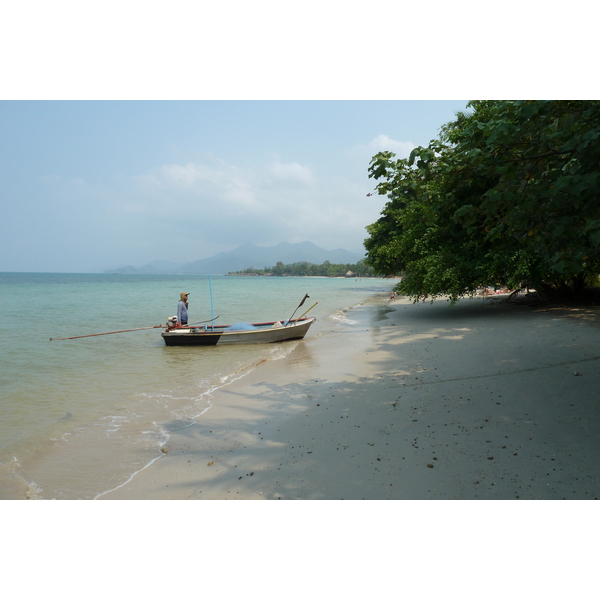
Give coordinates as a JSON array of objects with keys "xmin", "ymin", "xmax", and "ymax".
[
  {"xmin": 365, "ymin": 100, "xmax": 600, "ymax": 302},
  {"xmin": 272, "ymin": 261, "xmax": 286, "ymax": 276}
]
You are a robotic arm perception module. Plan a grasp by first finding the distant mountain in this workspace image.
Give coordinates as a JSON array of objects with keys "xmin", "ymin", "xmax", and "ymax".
[
  {"xmin": 105, "ymin": 260, "xmax": 186, "ymax": 275},
  {"xmin": 103, "ymin": 242, "xmax": 364, "ymax": 275},
  {"xmin": 146, "ymin": 260, "xmax": 187, "ymax": 272}
]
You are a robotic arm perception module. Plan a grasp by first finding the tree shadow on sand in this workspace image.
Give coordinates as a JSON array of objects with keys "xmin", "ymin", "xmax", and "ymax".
[{"xmin": 156, "ymin": 301, "xmax": 600, "ymax": 499}]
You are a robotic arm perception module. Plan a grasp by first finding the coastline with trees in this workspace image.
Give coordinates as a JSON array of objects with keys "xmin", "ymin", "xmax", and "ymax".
[{"xmin": 227, "ymin": 259, "xmax": 377, "ymax": 277}]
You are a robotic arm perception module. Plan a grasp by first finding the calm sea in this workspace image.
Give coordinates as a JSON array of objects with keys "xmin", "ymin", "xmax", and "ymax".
[{"xmin": 0, "ymin": 273, "xmax": 393, "ymax": 499}]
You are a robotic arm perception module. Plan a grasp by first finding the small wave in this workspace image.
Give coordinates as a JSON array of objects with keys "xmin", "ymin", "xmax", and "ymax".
[
  {"xmin": 266, "ymin": 340, "xmax": 300, "ymax": 361},
  {"xmin": 328, "ymin": 310, "xmax": 358, "ymax": 325},
  {"xmin": 94, "ymin": 452, "xmax": 164, "ymax": 500},
  {"xmin": 162, "ymin": 419, "xmax": 196, "ymax": 432},
  {"xmin": 101, "ymin": 414, "xmax": 131, "ymax": 436},
  {"xmin": 25, "ymin": 481, "xmax": 43, "ymax": 500}
]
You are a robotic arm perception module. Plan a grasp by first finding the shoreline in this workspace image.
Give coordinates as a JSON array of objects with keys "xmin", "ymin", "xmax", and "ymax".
[
  {"xmin": 101, "ymin": 295, "xmax": 600, "ymax": 500},
  {"xmin": 0, "ymin": 277, "xmax": 395, "ymax": 500}
]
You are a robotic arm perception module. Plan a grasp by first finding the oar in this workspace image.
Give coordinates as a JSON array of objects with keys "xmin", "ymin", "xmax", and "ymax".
[
  {"xmin": 50, "ymin": 315, "xmax": 221, "ymax": 341},
  {"xmin": 50, "ymin": 324, "xmax": 164, "ymax": 341},
  {"xmin": 296, "ymin": 302, "xmax": 318, "ymax": 321},
  {"xmin": 285, "ymin": 294, "xmax": 309, "ymax": 327}
]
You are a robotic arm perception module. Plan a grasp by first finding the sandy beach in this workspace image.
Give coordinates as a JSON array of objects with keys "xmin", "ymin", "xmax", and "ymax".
[{"xmin": 101, "ymin": 295, "xmax": 600, "ymax": 500}]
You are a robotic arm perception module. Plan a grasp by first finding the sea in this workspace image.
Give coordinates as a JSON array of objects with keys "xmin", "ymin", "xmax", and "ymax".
[{"xmin": 0, "ymin": 273, "xmax": 394, "ymax": 500}]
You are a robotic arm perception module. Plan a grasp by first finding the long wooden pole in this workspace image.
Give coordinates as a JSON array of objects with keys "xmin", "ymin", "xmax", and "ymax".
[
  {"xmin": 50, "ymin": 316, "xmax": 221, "ymax": 341},
  {"xmin": 50, "ymin": 325, "xmax": 164, "ymax": 341},
  {"xmin": 296, "ymin": 302, "xmax": 318, "ymax": 321}
]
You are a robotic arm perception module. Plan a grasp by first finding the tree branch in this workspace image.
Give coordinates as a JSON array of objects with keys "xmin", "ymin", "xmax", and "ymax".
[{"xmin": 494, "ymin": 150, "xmax": 576, "ymax": 165}]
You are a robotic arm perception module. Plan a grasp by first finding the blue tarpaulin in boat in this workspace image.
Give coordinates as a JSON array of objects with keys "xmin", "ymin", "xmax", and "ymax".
[{"xmin": 224, "ymin": 323, "xmax": 258, "ymax": 331}]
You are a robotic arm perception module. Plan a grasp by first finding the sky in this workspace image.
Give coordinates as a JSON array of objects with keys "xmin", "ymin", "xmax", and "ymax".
[
  {"xmin": 0, "ymin": 100, "xmax": 469, "ymax": 272},
  {"xmin": 1, "ymin": 3, "xmax": 595, "ymax": 273}
]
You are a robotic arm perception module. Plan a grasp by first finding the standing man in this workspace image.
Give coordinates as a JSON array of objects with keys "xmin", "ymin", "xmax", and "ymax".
[{"xmin": 177, "ymin": 292, "xmax": 190, "ymax": 326}]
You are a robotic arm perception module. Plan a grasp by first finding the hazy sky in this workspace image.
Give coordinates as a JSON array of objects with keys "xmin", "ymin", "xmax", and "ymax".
[
  {"xmin": 0, "ymin": 100, "xmax": 468, "ymax": 272},
  {"xmin": 2, "ymin": 4, "xmax": 592, "ymax": 273}
]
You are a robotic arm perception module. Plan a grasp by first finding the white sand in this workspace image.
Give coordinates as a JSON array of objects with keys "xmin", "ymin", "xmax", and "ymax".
[{"xmin": 101, "ymin": 295, "xmax": 600, "ymax": 500}]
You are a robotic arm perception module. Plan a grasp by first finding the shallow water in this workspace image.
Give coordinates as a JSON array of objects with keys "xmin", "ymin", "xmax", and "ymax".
[{"xmin": 0, "ymin": 273, "xmax": 393, "ymax": 499}]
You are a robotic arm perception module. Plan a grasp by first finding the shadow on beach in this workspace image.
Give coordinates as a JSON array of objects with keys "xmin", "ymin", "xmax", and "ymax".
[{"xmin": 125, "ymin": 297, "xmax": 600, "ymax": 500}]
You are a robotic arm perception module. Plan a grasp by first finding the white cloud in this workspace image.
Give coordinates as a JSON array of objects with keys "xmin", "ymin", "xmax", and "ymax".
[
  {"xmin": 348, "ymin": 134, "xmax": 416, "ymax": 163},
  {"xmin": 366, "ymin": 134, "xmax": 416, "ymax": 157},
  {"xmin": 29, "ymin": 152, "xmax": 382, "ymax": 270},
  {"xmin": 268, "ymin": 161, "xmax": 314, "ymax": 184}
]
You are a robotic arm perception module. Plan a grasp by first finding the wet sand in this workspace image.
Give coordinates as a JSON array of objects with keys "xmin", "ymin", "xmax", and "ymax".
[{"xmin": 101, "ymin": 295, "xmax": 600, "ymax": 500}]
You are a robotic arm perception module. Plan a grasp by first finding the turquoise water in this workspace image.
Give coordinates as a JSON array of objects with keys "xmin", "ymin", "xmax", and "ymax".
[{"xmin": 0, "ymin": 273, "xmax": 393, "ymax": 499}]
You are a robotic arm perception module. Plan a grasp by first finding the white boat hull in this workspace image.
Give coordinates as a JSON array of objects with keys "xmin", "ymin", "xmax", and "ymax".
[{"xmin": 161, "ymin": 317, "xmax": 315, "ymax": 346}]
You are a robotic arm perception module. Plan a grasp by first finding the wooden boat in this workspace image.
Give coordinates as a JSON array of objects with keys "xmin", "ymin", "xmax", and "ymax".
[{"xmin": 161, "ymin": 316, "xmax": 316, "ymax": 346}]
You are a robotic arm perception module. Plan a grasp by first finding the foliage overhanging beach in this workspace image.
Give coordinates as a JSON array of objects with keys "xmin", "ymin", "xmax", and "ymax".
[{"xmin": 364, "ymin": 101, "xmax": 600, "ymax": 304}]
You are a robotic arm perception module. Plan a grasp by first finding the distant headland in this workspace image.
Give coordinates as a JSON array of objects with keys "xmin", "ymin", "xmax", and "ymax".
[
  {"xmin": 104, "ymin": 241, "xmax": 365, "ymax": 275},
  {"xmin": 227, "ymin": 259, "xmax": 375, "ymax": 277}
]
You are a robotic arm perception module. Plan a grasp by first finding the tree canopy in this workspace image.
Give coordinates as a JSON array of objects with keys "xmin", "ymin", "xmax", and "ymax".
[{"xmin": 364, "ymin": 100, "xmax": 600, "ymax": 303}]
